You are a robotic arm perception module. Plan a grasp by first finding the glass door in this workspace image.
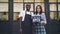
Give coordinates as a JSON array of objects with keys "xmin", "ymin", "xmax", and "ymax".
[
  {"xmin": 48, "ymin": 0, "xmax": 60, "ymax": 34},
  {"xmin": 49, "ymin": 0, "xmax": 60, "ymax": 21}
]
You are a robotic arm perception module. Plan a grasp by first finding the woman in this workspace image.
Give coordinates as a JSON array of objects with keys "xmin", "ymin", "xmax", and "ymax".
[{"xmin": 33, "ymin": 5, "xmax": 47, "ymax": 34}]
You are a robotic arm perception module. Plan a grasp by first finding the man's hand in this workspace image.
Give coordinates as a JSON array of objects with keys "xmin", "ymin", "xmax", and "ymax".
[{"xmin": 20, "ymin": 28, "xmax": 22, "ymax": 32}]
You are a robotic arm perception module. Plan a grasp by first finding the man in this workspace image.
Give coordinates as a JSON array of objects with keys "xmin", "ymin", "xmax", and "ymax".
[{"xmin": 19, "ymin": 4, "xmax": 33, "ymax": 34}]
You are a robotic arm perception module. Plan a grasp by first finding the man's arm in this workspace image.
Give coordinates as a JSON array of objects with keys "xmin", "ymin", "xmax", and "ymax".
[{"xmin": 19, "ymin": 17, "xmax": 22, "ymax": 34}]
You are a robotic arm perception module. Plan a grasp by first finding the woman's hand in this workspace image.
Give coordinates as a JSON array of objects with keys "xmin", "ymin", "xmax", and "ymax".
[{"xmin": 40, "ymin": 21, "xmax": 47, "ymax": 25}]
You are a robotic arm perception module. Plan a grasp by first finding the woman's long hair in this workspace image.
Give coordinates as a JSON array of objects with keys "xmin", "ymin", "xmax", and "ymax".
[{"xmin": 35, "ymin": 5, "xmax": 42, "ymax": 14}]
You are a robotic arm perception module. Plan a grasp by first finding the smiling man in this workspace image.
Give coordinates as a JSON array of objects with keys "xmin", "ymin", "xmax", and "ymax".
[{"xmin": 19, "ymin": 4, "xmax": 33, "ymax": 34}]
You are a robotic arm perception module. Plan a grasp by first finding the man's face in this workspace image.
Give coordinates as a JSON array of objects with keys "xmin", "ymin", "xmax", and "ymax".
[{"xmin": 26, "ymin": 5, "xmax": 31, "ymax": 11}]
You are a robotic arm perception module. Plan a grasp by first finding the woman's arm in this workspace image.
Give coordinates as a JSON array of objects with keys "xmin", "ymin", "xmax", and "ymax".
[{"xmin": 40, "ymin": 13, "xmax": 47, "ymax": 25}]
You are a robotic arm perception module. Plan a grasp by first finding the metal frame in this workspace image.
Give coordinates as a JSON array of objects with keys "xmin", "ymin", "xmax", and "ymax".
[
  {"xmin": 44, "ymin": 0, "xmax": 50, "ymax": 23},
  {"xmin": 49, "ymin": 0, "xmax": 60, "ymax": 20},
  {"xmin": 8, "ymin": 0, "xmax": 13, "ymax": 21}
]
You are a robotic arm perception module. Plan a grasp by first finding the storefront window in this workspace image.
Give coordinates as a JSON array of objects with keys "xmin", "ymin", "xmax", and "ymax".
[
  {"xmin": 49, "ymin": 0, "xmax": 56, "ymax": 2},
  {"xmin": 50, "ymin": 12, "xmax": 57, "ymax": 20},
  {"xmin": 50, "ymin": 4, "xmax": 57, "ymax": 11},
  {"xmin": 13, "ymin": 0, "xmax": 45, "ymax": 20},
  {"xmin": 0, "ymin": 2, "xmax": 8, "ymax": 20}
]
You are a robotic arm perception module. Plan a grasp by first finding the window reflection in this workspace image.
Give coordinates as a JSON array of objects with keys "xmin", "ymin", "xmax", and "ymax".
[
  {"xmin": 0, "ymin": 3, "xmax": 8, "ymax": 20},
  {"xmin": 35, "ymin": 0, "xmax": 44, "ymax": 2},
  {"xmin": 24, "ymin": 0, "xmax": 34, "ymax": 2},
  {"xmin": 58, "ymin": 12, "xmax": 60, "ymax": 19},
  {"xmin": 14, "ymin": 0, "xmax": 23, "ymax": 2},
  {"xmin": 0, "ymin": 13, "xmax": 8, "ymax": 20},
  {"xmin": 50, "ymin": 12, "xmax": 57, "ymax": 19},
  {"xmin": 0, "ymin": 0, "xmax": 8, "ymax": 2},
  {"xmin": 14, "ymin": 13, "xmax": 19, "ymax": 20},
  {"xmin": 0, "ymin": 3, "xmax": 8, "ymax": 12},
  {"xmin": 14, "ymin": 3, "xmax": 23, "ymax": 20},
  {"xmin": 58, "ymin": 4, "xmax": 60, "ymax": 11},
  {"xmin": 14, "ymin": 3, "xmax": 23, "ymax": 12},
  {"xmin": 58, "ymin": 0, "xmax": 60, "ymax": 2},
  {"xmin": 50, "ymin": 4, "xmax": 57, "ymax": 11},
  {"xmin": 49, "ymin": 0, "xmax": 56, "ymax": 2}
]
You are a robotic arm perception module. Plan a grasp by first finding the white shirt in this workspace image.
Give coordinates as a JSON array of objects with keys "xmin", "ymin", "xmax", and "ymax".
[{"xmin": 19, "ymin": 10, "xmax": 34, "ymax": 21}]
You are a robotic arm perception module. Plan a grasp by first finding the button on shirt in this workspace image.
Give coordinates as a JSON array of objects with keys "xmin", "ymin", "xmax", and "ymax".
[{"xmin": 19, "ymin": 10, "xmax": 33, "ymax": 21}]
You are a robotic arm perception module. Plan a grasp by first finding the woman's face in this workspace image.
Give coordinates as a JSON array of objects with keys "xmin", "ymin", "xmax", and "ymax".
[{"xmin": 37, "ymin": 6, "xmax": 41, "ymax": 13}]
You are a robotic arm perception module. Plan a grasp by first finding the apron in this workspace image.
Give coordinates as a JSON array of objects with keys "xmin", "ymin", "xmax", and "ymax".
[{"xmin": 22, "ymin": 12, "xmax": 33, "ymax": 34}]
